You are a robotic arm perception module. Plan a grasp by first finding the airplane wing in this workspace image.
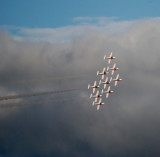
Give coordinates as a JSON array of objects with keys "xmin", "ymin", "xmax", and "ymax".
[
  {"xmin": 92, "ymin": 101, "xmax": 95, "ymax": 106},
  {"xmin": 105, "ymin": 77, "xmax": 108, "ymax": 82},
  {"xmin": 109, "ymin": 52, "xmax": 112, "ymax": 58},
  {"xmin": 93, "ymin": 88, "xmax": 95, "ymax": 93},
  {"xmin": 106, "ymin": 93, "xmax": 109, "ymax": 98},
  {"xmin": 102, "ymin": 75, "xmax": 104, "ymax": 79},
  {"xmin": 110, "ymin": 77, "xmax": 112, "ymax": 82},
  {"xmin": 113, "ymin": 63, "xmax": 116, "ymax": 69},
  {"xmin": 101, "ymin": 89, "xmax": 104, "ymax": 94},
  {"xmin": 102, "ymin": 67, "xmax": 105, "ymax": 73},
  {"xmin": 116, "ymin": 74, "xmax": 119, "ymax": 80},
  {"xmin": 111, "ymin": 70, "xmax": 114, "ymax": 75},
  {"xmin": 115, "ymin": 81, "xmax": 118, "ymax": 86},
  {"xmin": 107, "ymin": 86, "xmax": 110, "ymax": 91},
  {"xmin": 96, "ymin": 90, "xmax": 99, "ymax": 95},
  {"xmin": 98, "ymin": 98, "xmax": 102, "ymax": 104},
  {"xmin": 104, "ymin": 84, "xmax": 106, "ymax": 89},
  {"xmin": 97, "ymin": 105, "xmax": 100, "ymax": 110},
  {"xmin": 108, "ymin": 59, "xmax": 111, "ymax": 64},
  {"xmin": 95, "ymin": 98, "xmax": 97, "ymax": 102},
  {"xmin": 94, "ymin": 81, "xmax": 96, "ymax": 86},
  {"xmin": 107, "ymin": 66, "xmax": 109, "ymax": 71}
]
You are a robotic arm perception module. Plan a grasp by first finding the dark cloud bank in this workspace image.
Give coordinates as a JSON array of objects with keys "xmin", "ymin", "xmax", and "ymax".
[{"xmin": 0, "ymin": 20, "xmax": 160, "ymax": 157}]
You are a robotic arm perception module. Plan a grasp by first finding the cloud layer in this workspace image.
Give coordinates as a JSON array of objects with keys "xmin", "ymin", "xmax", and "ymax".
[{"xmin": 0, "ymin": 17, "xmax": 160, "ymax": 157}]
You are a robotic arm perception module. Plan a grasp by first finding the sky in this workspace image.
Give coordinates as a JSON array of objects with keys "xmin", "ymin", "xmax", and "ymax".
[
  {"xmin": 0, "ymin": 0, "xmax": 160, "ymax": 28},
  {"xmin": 1, "ymin": 0, "xmax": 160, "ymax": 157}
]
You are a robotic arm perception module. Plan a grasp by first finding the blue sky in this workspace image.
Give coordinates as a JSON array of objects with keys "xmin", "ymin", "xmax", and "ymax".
[{"xmin": 0, "ymin": 0, "xmax": 160, "ymax": 28}]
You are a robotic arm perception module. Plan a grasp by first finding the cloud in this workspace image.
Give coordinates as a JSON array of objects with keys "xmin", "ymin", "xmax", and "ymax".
[
  {"xmin": 0, "ymin": 17, "xmax": 137, "ymax": 43},
  {"xmin": 0, "ymin": 17, "xmax": 160, "ymax": 157}
]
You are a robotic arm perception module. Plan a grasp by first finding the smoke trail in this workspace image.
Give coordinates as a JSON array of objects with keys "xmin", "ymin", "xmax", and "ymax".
[
  {"xmin": 0, "ymin": 88, "xmax": 80, "ymax": 101},
  {"xmin": 0, "ymin": 97, "xmax": 81, "ymax": 108},
  {"xmin": 0, "ymin": 75, "xmax": 88, "ymax": 86}
]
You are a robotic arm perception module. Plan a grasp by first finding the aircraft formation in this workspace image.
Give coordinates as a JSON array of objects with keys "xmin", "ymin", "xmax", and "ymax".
[{"xmin": 88, "ymin": 52, "xmax": 122, "ymax": 110}]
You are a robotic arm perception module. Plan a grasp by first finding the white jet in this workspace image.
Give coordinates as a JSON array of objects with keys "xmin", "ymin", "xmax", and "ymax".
[
  {"xmin": 97, "ymin": 67, "xmax": 109, "ymax": 79},
  {"xmin": 104, "ymin": 52, "xmax": 116, "ymax": 64},
  {"xmin": 90, "ymin": 90, "xmax": 102, "ymax": 102},
  {"xmin": 113, "ymin": 74, "xmax": 122, "ymax": 86},
  {"xmin": 99, "ymin": 77, "xmax": 112, "ymax": 89},
  {"xmin": 88, "ymin": 81, "xmax": 100, "ymax": 93},
  {"xmin": 92, "ymin": 98, "xmax": 104, "ymax": 110},
  {"xmin": 101, "ymin": 86, "xmax": 113, "ymax": 98},
  {"xmin": 110, "ymin": 63, "xmax": 119, "ymax": 75}
]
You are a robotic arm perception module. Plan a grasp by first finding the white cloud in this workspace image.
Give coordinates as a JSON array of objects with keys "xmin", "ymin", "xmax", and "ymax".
[
  {"xmin": 1, "ymin": 17, "xmax": 160, "ymax": 44},
  {"xmin": 0, "ymin": 17, "xmax": 140, "ymax": 43}
]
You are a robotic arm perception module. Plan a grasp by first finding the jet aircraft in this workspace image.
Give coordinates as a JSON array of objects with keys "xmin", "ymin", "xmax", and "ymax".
[
  {"xmin": 101, "ymin": 86, "xmax": 113, "ymax": 98},
  {"xmin": 110, "ymin": 63, "xmax": 119, "ymax": 75},
  {"xmin": 104, "ymin": 52, "xmax": 116, "ymax": 64},
  {"xmin": 88, "ymin": 81, "xmax": 100, "ymax": 93},
  {"xmin": 113, "ymin": 74, "xmax": 122, "ymax": 86},
  {"xmin": 90, "ymin": 90, "xmax": 102, "ymax": 102},
  {"xmin": 99, "ymin": 77, "xmax": 112, "ymax": 89},
  {"xmin": 92, "ymin": 98, "xmax": 105, "ymax": 110},
  {"xmin": 97, "ymin": 67, "xmax": 109, "ymax": 79}
]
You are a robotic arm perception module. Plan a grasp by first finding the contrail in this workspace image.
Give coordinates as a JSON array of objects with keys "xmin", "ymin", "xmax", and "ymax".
[
  {"xmin": 0, "ymin": 97, "xmax": 81, "ymax": 108},
  {"xmin": 0, "ymin": 88, "xmax": 80, "ymax": 101},
  {"xmin": 0, "ymin": 75, "xmax": 88, "ymax": 86}
]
